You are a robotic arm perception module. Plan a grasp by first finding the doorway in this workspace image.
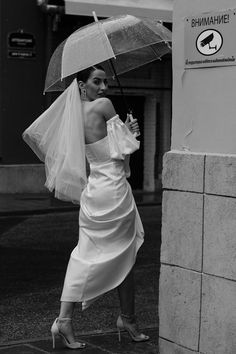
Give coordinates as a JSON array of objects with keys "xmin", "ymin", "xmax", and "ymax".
[{"xmin": 108, "ymin": 95, "xmax": 145, "ymax": 190}]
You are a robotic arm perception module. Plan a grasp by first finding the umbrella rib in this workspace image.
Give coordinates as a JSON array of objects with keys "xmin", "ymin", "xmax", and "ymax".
[
  {"xmin": 92, "ymin": 12, "xmax": 128, "ymax": 111},
  {"xmin": 93, "ymin": 11, "xmax": 116, "ymax": 60}
]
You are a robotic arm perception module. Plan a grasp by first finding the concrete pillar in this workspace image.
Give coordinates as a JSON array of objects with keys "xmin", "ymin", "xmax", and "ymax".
[
  {"xmin": 143, "ymin": 96, "xmax": 157, "ymax": 191},
  {"xmin": 159, "ymin": 0, "xmax": 236, "ymax": 353},
  {"xmin": 160, "ymin": 152, "xmax": 236, "ymax": 353}
]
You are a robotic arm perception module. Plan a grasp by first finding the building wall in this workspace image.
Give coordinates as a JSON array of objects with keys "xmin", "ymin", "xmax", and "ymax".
[
  {"xmin": 160, "ymin": 151, "xmax": 236, "ymax": 353},
  {"xmin": 0, "ymin": 1, "xmax": 172, "ymax": 192},
  {"xmin": 159, "ymin": 0, "xmax": 236, "ymax": 352},
  {"xmin": 0, "ymin": 0, "xmax": 87, "ymax": 165},
  {"xmin": 0, "ymin": 0, "xmax": 46, "ymax": 164},
  {"xmin": 171, "ymin": 0, "xmax": 236, "ymax": 154}
]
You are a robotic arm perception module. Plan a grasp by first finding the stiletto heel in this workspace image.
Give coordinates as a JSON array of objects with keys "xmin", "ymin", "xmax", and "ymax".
[
  {"xmin": 116, "ymin": 314, "xmax": 149, "ymax": 342},
  {"xmin": 52, "ymin": 333, "xmax": 55, "ymax": 349},
  {"xmin": 51, "ymin": 317, "xmax": 86, "ymax": 350},
  {"xmin": 117, "ymin": 328, "xmax": 121, "ymax": 342}
]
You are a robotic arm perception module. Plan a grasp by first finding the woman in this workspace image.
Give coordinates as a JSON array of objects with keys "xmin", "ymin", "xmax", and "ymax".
[{"xmin": 23, "ymin": 65, "xmax": 149, "ymax": 350}]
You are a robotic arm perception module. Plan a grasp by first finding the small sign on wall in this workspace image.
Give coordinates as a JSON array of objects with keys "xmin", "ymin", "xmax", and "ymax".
[
  {"xmin": 7, "ymin": 30, "xmax": 36, "ymax": 60},
  {"xmin": 185, "ymin": 8, "xmax": 236, "ymax": 69}
]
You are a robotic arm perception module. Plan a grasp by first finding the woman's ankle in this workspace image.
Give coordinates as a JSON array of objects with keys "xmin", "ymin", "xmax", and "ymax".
[{"xmin": 120, "ymin": 313, "xmax": 136, "ymax": 323}]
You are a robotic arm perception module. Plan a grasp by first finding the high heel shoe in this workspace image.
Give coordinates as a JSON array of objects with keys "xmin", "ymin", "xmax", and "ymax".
[
  {"xmin": 116, "ymin": 314, "xmax": 150, "ymax": 342},
  {"xmin": 51, "ymin": 317, "xmax": 86, "ymax": 350}
]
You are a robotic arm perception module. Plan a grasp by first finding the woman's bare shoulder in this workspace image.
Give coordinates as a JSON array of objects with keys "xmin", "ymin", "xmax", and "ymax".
[{"xmin": 93, "ymin": 98, "xmax": 116, "ymax": 121}]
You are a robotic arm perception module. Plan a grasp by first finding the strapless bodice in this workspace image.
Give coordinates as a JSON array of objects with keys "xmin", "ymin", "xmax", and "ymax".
[{"xmin": 85, "ymin": 136, "xmax": 111, "ymax": 164}]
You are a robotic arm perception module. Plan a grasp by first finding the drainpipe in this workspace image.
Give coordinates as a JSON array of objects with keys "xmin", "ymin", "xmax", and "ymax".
[
  {"xmin": 37, "ymin": 0, "xmax": 65, "ymax": 31},
  {"xmin": 37, "ymin": 0, "xmax": 65, "ymax": 107},
  {"xmin": 37, "ymin": 0, "xmax": 65, "ymax": 14}
]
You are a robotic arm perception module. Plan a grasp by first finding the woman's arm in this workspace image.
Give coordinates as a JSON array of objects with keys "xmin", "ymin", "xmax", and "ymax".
[
  {"xmin": 94, "ymin": 97, "xmax": 116, "ymax": 121},
  {"xmin": 95, "ymin": 97, "xmax": 140, "ymax": 135}
]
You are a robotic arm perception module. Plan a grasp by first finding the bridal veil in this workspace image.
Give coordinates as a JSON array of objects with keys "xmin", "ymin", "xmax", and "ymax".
[{"xmin": 22, "ymin": 79, "xmax": 87, "ymax": 204}]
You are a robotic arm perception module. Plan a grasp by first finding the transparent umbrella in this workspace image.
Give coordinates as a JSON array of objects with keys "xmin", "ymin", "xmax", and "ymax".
[{"xmin": 44, "ymin": 14, "xmax": 172, "ymax": 93}]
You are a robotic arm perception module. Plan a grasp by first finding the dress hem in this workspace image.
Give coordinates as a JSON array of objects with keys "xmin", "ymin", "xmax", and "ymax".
[{"xmin": 60, "ymin": 235, "xmax": 144, "ymax": 309}]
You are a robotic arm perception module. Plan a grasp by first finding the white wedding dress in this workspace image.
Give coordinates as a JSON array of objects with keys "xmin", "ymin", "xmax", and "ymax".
[
  {"xmin": 22, "ymin": 79, "xmax": 144, "ymax": 310},
  {"xmin": 60, "ymin": 115, "xmax": 144, "ymax": 309}
]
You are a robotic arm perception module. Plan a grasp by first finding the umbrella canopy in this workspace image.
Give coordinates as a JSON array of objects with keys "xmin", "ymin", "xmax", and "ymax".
[{"xmin": 44, "ymin": 14, "xmax": 172, "ymax": 92}]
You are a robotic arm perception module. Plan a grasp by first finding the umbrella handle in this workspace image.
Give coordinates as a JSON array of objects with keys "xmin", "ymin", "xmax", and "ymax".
[{"xmin": 127, "ymin": 112, "xmax": 140, "ymax": 138}]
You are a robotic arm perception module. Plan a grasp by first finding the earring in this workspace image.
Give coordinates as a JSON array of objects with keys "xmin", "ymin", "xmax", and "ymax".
[{"xmin": 81, "ymin": 88, "xmax": 87, "ymax": 100}]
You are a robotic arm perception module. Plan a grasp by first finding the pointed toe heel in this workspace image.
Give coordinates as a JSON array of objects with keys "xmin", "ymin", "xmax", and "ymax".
[
  {"xmin": 116, "ymin": 314, "xmax": 150, "ymax": 343},
  {"xmin": 51, "ymin": 317, "xmax": 86, "ymax": 350}
]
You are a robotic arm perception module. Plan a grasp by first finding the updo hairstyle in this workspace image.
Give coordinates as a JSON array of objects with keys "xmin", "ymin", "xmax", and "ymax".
[{"xmin": 76, "ymin": 64, "xmax": 105, "ymax": 83}]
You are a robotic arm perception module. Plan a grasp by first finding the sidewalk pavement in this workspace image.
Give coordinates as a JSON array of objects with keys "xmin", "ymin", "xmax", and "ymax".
[
  {"xmin": 0, "ymin": 190, "xmax": 162, "ymax": 216},
  {"xmin": 0, "ymin": 327, "xmax": 159, "ymax": 353},
  {"xmin": 0, "ymin": 192, "xmax": 161, "ymax": 353}
]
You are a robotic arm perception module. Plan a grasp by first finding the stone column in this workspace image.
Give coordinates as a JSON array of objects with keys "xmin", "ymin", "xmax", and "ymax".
[
  {"xmin": 159, "ymin": 151, "xmax": 236, "ymax": 353},
  {"xmin": 159, "ymin": 0, "xmax": 236, "ymax": 353}
]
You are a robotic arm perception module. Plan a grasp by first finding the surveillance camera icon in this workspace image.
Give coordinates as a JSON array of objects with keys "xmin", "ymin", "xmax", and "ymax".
[
  {"xmin": 196, "ymin": 29, "xmax": 222, "ymax": 56},
  {"xmin": 200, "ymin": 33, "xmax": 217, "ymax": 50}
]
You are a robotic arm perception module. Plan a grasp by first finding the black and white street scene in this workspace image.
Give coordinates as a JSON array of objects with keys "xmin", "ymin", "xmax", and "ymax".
[{"xmin": 1, "ymin": 1, "xmax": 236, "ymax": 354}]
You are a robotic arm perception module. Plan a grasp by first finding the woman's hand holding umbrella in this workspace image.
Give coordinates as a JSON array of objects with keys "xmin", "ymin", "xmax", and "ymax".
[{"xmin": 125, "ymin": 113, "xmax": 140, "ymax": 138}]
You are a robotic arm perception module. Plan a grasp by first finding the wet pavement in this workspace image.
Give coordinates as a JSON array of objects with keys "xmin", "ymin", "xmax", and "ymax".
[
  {"xmin": 0, "ymin": 192, "xmax": 161, "ymax": 353},
  {"xmin": 0, "ymin": 327, "xmax": 159, "ymax": 353},
  {"xmin": 0, "ymin": 191, "xmax": 161, "ymax": 216}
]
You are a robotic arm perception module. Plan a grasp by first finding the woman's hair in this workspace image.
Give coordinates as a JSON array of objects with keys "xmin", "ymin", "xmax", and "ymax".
[{"xmin": 76, "ymin": 64, "xmax": 105, "ymax": 83}]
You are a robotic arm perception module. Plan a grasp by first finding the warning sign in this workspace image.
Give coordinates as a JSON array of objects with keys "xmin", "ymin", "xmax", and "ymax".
[{"xmin": 185, "ymin": 9, "xmax": 236, "ymax": 69}]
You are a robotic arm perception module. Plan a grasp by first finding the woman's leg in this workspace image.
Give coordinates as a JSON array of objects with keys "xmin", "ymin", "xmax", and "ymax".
[
  {"xmin": 59, "ymin": 301, "xmax": 75, "ymax": 318},
  {"xmin": 57, "ymin": 301, "xmax": 76, "ymax": 343},
  {"xmin": 117, "ymin": 268, "xmax": 135, "ymax": 317},
  {"xmin": 117, "ymin": 267, "xmax": 149, "ymax": 341}
]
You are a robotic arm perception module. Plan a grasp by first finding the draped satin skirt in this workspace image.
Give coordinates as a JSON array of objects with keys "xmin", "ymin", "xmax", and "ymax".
[{"xmin": 60, "ymin": 160, "xmax": 144, "ymax": 310}]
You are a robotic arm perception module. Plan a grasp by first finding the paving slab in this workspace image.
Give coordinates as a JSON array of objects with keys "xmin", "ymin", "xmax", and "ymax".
[
  {"xmin": 0, "ymin": 328, "xmax": 159, "ymax": 354},
  {"xmin": 85, "ymin": 328, "xmax": 158, "ymax": 354},
  {"xmin": 0, "ymin": 344, "xmax": 48, "ymax": 353}
]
